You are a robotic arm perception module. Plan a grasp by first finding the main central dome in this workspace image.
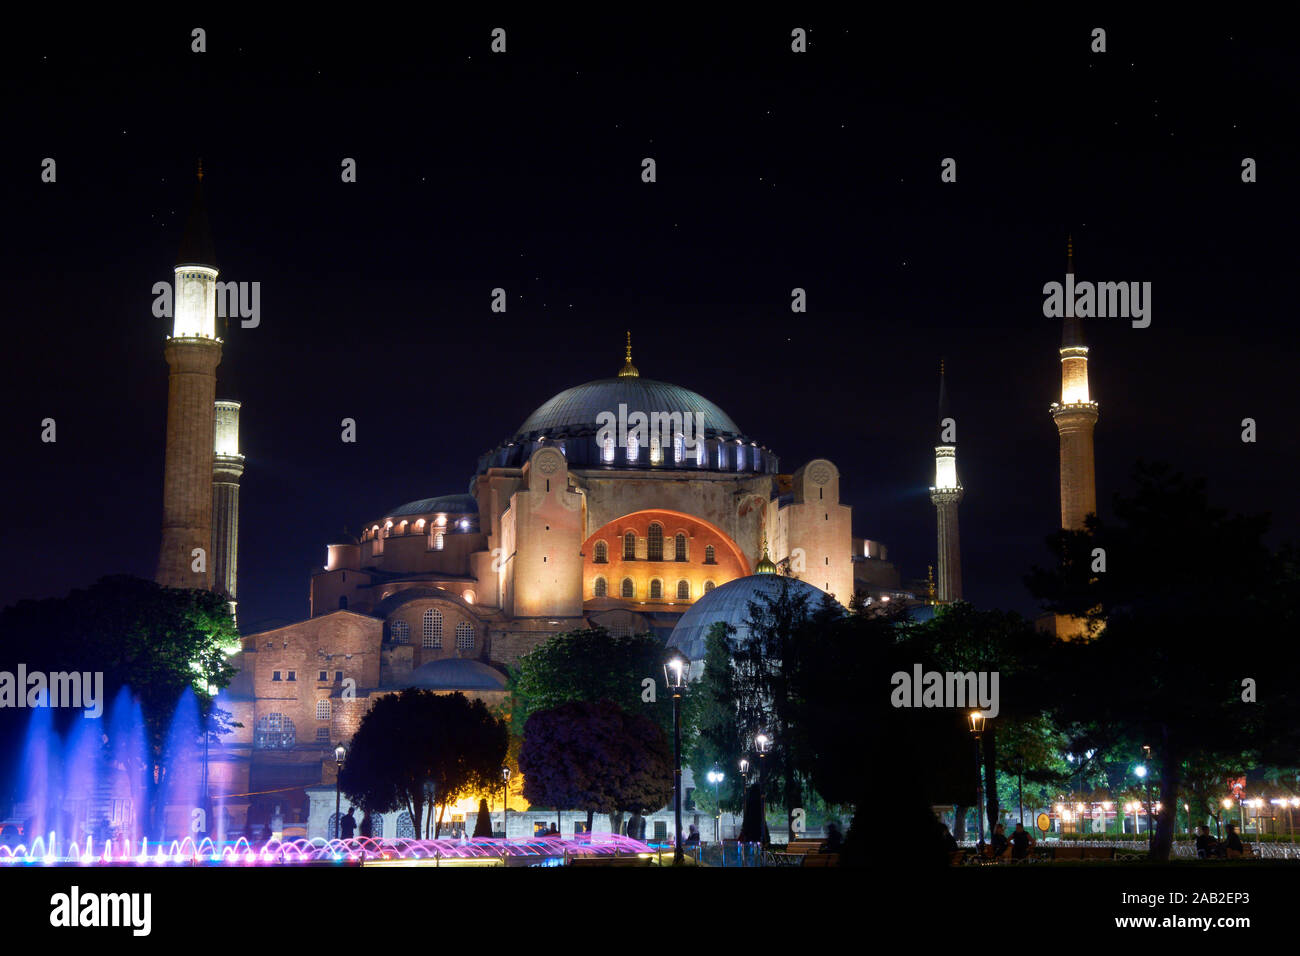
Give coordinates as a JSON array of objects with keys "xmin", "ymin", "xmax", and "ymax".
[
  {"xmin": 514, "ymin": 377, "xmax": 743, "ymax": 443},
  {"xmin": 474, "ymin": 334, "xmax": 779, "ymax": 476}
]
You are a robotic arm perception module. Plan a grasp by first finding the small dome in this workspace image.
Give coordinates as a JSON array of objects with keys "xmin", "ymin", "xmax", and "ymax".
[
  {"xmin": 406, "ymin": 658, "xmax": 506, "ymax": 692},
  {"xmin": 386, "ymin": 494, "xmax": 478, "ymax": 518},
  {"xmin": 669, "ymin": 574, "xmax": 838, "ymax": 662}
]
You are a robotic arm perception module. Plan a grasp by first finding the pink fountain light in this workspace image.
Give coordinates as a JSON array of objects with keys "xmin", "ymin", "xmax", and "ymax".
[{"xmin": 0, "ymin": 832, "xmax": 653, "ymax": 866}]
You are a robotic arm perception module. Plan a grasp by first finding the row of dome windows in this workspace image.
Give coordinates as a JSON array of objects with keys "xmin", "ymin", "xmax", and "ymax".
[
  {"xmin": 593, "ymin": 527, "xmax": 717, "ymax": 563},
  {"xmin": 596, "ymin": 434, "xmax": 763, "ymax": 470},
  {"xmin": 592, "ymin": 577, "xmax": 716, "ymax": 600},
  {"xmin": 364, "ymin": 517, "xmax": 476, "ymax": 547},
  {"xmin": 389, "ymin": 610, "xmax": 476, "ymax": 649}
]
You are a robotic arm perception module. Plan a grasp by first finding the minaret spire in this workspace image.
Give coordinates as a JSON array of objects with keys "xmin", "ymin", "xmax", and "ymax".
[
  {"xmin": 157, "ymin": 165, "xmax": 224, "ymax": 590},
  {"xmin": 618, "ymin": 329, "xmax": 640, "ymax": 378},
  {"xmin": 1050, "ymin": 234, "xmax": 1100, "ymax": 638},
  {"xmin": 929, "ymin": 359, "xmax": 963, "ymax": 603}
]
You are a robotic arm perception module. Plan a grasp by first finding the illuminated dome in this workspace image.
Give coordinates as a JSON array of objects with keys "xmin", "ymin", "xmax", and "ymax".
[
  {"xmin": 668, "ymin": 574, "xmax": 838, "ymax": 663},
  {"xmin": 476, "ymin": 334, "xmax": 779, "ymax": 474}
]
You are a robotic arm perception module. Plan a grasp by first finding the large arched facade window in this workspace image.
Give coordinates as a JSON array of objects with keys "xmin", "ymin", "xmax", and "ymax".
[
  {"xmin": 647, "ymin": 523, "xmax": 663, "ymax": 561},
  {"xmin": 593, "ymin": 541, "xmax": 608, "ymax": 563},
  {"xmin": 623, "ymin": 531, "xmax": 636, "ymax": 559},
  {"xmin": 593, "ymin": 576, "xmax": 607, "ymax": 598},
  {"xmin": 704, "ymin": 545, "xmax": 716, "ymax": 565},
  {"xmin": 650, "ymin": 579, "xmax": 663, "ymax": 600},
  {"xmin": 675, "ymin": 533, "xmax": 687, "ymax": 561},
  {"xmin": 676, "ymin": 580, "xmax": 690, "ymax": 600},
  {"xmin": 391, "ymin": 620, "xmax": 410, "ymax": 644},
  {"xmin": 621, "ymin": 578, "xmax": 635, "ymax": 599},
  {"xmin": 423, "ymin": 608, "xmax": 443, "ymax": 648}
]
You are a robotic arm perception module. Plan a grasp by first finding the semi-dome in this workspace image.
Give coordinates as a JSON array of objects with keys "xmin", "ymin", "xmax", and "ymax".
[
  {"xmin": 405, "ymin": 658, "xmax": 507, "ymax": 692},
  {"xmin": 668, "ymin": 574, "xmax": 839, "ymax": 663}
]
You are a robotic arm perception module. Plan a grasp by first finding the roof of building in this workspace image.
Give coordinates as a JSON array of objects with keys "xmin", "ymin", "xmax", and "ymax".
[
  {"xmin": 513, "ymin": 376, "xmax": 744, "ymax": 442},
  {"xmin": 386, "ymin": 493, "xmax": 479, "ymax": 518},
  {"xmin": 668, "ymin": 574, "xmax": 838, "ymax": 662},
  {"xmin": 402, "ymin": 657, "xmax": 507, "ymax": 692}
]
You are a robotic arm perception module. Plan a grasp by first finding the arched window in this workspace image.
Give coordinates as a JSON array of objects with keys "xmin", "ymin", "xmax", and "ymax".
[
  {"xmin": 328, "ymin": 812, "xmax": 340, "ymax": 839},
  {"xmin": 650, "ymin": 579, "xmax": 663, "ymax": 600},
  {"xmin": 593, "ymin": 576, "xmax": 607, "ymax": 598},
  {"xmin": 602, "ymin": 434, "xmax": 615, "ymax": 463},
  {"xmin": 338, "ymin": 595, "xmax": 348, "ymax": 610},
  {"xmin": 623, "ymin": 531, "xmax": 636, "ymax": 559},
  {"xmin": 316, "ymin": 699, "xmax": 331, "ymax": 721},
  {"xmin": 432, "ymin": 531, "xmax": 445, "ymax": 551},
  {"xmin": 717, "ymin": 444, "xmax": 726, "ymax": 469},
  {"xmin": 626, "ymin": 431, "xmax": 639, "ymax": 463},
  {"xmin": 675, "ymin": 533, "xmax": 687, "ymax": 561},
  {"xmin": 648, "ymin": 523, "xmax": 663, "ymax": 561},
  {"xmin": 704, "ymin": 545, "xmax": 716, "ymax": 565},
  {"xmin": 650, "ymin": 431, "xmax": 662, "ymax": 465},
  {"xmin": 395, "ymin": 812, "xmax": 416, "ymax": 839},
  {"xmin": 255, "ymin": 713, "xmax": 295, "ymax": 750},
  {"xmin": 368, "ymin": 814, "xmax": 385, "ymax": 838},
  {"xmin": 455, "ymin": 622, "xmax": 475, "ymax": 649},
  {"xmin": 391, "ymin": 621, "xmax": 410, "ymax": 644},
  {"xmin": 621, "ymin": 578, "xmax": 634, "ymax": 599},
  {"xmin": 673, "ymin": 431, "xmax": 684, "ymax": 463},
  {"xmin": 594, "ymin": 541, "xmax": 608, "ymax": 563},
  {"xmin": 704, "ymin": 580, "xmax": 716, "ymax": 594},
  {"xmin": 736, "ymin": 443, "xmax": 747, "ymax": 471},
  {"xmin": 677, "ymin": 580, "xmax": 690, "ymax": 600},
  {"xmin": 423, "ymin": 608, "xmax": 443, "ymax": 648}
]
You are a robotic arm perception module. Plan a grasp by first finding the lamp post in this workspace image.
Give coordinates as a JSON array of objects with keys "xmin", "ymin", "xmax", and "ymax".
[
  {"xmin": 968, "ymin": 712, "xmax": 986, "ymax": 848},
  {"xmin": 755, "ymin": 732, "xmax": 772, "ymax": 847},
  {"xmin": 706, "ymin": 768, "xmax": 725, "ymax": 843},
  {"xmin": 663, "ymin": 649, "xmax": 690, "ymax": 865},
  {"xmin": 501, "ymin": 766, "xmax": 511, "ymax": 841},
  {"xmin": 1135, "ymin": 763, "xmax": 1151, "ymax": 846},
  {"xmin": 334, "ymin": 745, "xmax": 346, "ymax": 841}
]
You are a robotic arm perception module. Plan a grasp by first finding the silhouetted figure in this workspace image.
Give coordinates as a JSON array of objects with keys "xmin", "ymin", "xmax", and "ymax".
[
  {"xmin": 340, "ymin": 807, "xmax": 357, "ymax": 839},
  {"xmin": 1225, "ymin": 822, "xmax": 1244, "ymax": 857},
  {"xmin": 823, "ymin": 822, "xmax": 843, "ymax": 852},
  {"xmin": 1009, "ymin": 822, "xmax": 1035, "ymax": 859},
  {"xmin": 1195, "ymin": 825, "xmax": 1219, "ymax": 859},
  {"xmin": 991, "ymin": 822, "xmax": 1008, "ymax": 858},
  {"xmin": 359, "ymin": 812, "xmax": 373, "ymax": 839},
  {"xmin": 683, "ymin": 824, "xmax": 700, "ymax": 845}
]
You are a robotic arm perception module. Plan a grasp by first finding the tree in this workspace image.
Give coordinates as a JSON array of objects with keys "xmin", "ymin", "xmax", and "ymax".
[
  {"xmin": 339, "ymin": 690, "xmax": 507, "ymax": 838},
  {"xmin": 508, "ymin": 626, "xmax": 675, "ymax": 833},
  {"xmin": 472, "ymin": 797, "xmax": 493, "ymax": 837},
  {"xmin": 518, "ymin": 700, "xmax": 673, "ymax": 836},
  {"xmin": 1026, "ymin": 462, "xmax": 1300, "ymax": 861}
]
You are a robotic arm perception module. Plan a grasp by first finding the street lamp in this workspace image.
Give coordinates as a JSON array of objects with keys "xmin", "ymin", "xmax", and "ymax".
[
  {"xmin": 334, "ymin": 744, "xmax": 346, "ymax": 841},
  {"xmin": 968, "ymin": 712, "xmax": 986, "ymax": 848},
  {"xmin": 664, "ymin": 649, "xmax": 690, "ymax": 865},
  {"xmin": 501, "ymin": 766, "xmax": 511, "ymax": 841},
  {"xmin": 755, "ymin": 732, "xmax": 772, "ymax": 845},
  {"xmin": 1135, "ymin": 763, "xmax": 1151, "ymax": 843},
  {"xmin": 706, "ymin": 768, "xmax": 725, "ymax": 843}
]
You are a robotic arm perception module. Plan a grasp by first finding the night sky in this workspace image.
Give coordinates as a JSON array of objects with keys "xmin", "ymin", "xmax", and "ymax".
[{"xmin": 2, "ymin": 16, "xmax": 1296, "ymax": 633}]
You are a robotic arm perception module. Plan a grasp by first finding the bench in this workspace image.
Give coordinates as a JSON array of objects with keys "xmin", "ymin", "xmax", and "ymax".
[
  {"xmin": 801, "ymin": 853, "xmax": 839, "ymax": 867},
  {"xmin": 1226, "ymin": 844, "xmax": 1255, "ymax": 859},
  {"xmin": 787, "ymin": 839, "xmax": 827, "ymax": 855}
]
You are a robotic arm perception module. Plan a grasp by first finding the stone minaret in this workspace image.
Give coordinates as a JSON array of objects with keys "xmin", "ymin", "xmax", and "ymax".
[
  {"xmin": 212, "ymin": 400, "xmax": 245, "ymax": 616},
  {"xmin": 929, "ymin": 361, "xmax": 963, "ymax": 602},
  {"xmin": 1050, "ymin": 238, "xmax": 1099, "ymax": 639},
  {"xmin": 1050, "ymin": 237, "xmax": 1099, "ymax": 531},
  {"xmin": 156, "ymin": 163, "xmax": 222, "ymax": 589}
]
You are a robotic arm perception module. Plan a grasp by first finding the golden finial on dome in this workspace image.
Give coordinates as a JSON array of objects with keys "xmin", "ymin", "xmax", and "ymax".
[
  {"xmin": 755, "ymin": 531, "xmax": 777, "ymax": 574},
  {"xmin": 618, "ymin": 329, "xmax": 640, "ymax": 378}
]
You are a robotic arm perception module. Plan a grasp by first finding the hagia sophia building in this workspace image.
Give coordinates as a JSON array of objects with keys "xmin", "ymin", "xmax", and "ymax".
[{"xmin": 153, "ymin": 171, "xmax": 1093, "ymax": 840}]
